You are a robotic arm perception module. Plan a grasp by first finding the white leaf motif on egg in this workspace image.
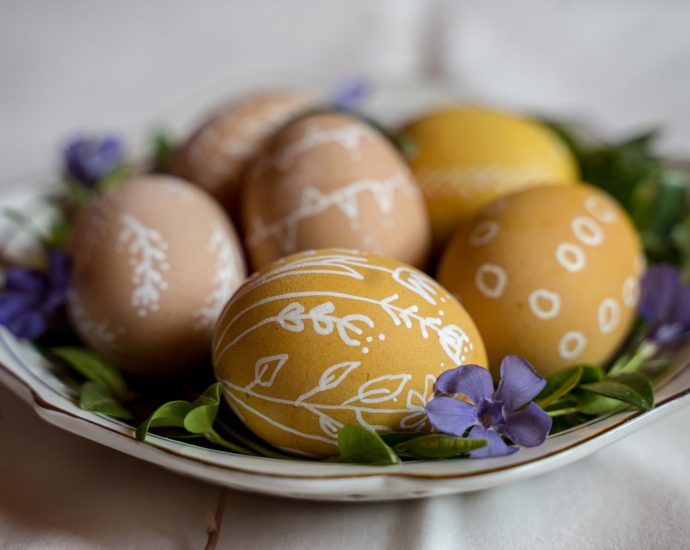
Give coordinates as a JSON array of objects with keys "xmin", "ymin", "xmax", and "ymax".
[
  {"xmin": 246, "ymin": 354, "xmax": 289, "ymax": 390},
  {"xmin": 342, "ymin": 374, "xmax": 412, "ymax": 405},
  {"xmin": 117, "ymin": 214, "xmax": 170, "ymax": 317},
  {"xmin": 392, "ymin": 267, "xmax": 438, "ymax": 305},
  {"xmin": 295, "ymin": 361, "xmax": 361, "ymax": 405}
]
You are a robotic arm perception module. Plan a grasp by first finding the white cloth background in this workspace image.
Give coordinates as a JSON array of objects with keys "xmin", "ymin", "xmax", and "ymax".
[{"xmin": 1, "ymin": 1, "xmax": 689, "ymax": 548}]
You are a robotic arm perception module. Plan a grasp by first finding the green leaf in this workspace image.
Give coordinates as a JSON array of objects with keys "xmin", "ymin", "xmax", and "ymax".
[
  {"xmin": 51, "ymin": 347, "xmax": 127, "ymax": 401},
  {"xmin": 135, "ymin": 400, "xmax": 193, "ymax": 442},
  {"xmin": 334, "ymin": 425, "xmax": 400, "ymax": 465},
  {"xmin": 96, "ymin": 165, "xmax": 130, "ymax": 194},
  {"xmin": 576, "ymin": 393, "xmax": 625, "ymax": 416},
  {"xmin": 579, "ymin": 372, "xmax": 654, "ymax": 411},
  {"xmin": 379, "ymin": 431, "xmax": 428, "ymax": 446},
  {"xmin": 394, "ymin": 435, "xmax": 487, "ymax": 459},
  {"xmin": 671, "ymin": 215, "xmax": 690, "ymax": 282},
  {"xmin": 151, "ymin": 132, "xmax": 177, "ymax": 172},
  {"xmin": 579, "ymin": 365, "xmax": 606, "ymax": 384},
  {"xmin": 80, "ymin": 381, "xmax": 133, "ymax": 419},
  {"xmin": 184, "ymin": 383, "xmax": 222, "ymax": 434},
  {"xmin": 536, "ymin": 366, "xmax": 583, "ymax": 408}
]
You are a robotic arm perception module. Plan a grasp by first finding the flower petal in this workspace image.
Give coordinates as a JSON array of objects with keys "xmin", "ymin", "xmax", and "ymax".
[
  {"xmin": 43, "ymin": 251, "xmax": 71, "ymax": 311},
  {"xmin": 425, "ymin": 396, "xmax": 477, "ymax": 437},
  {"xmin": 675, "ymin": 285, "xmax": 690, "ymax": 329},
  {"xmin": 503, "ymin": 402, "xmax": 553, "ymax": 447},
  {"xmin": 435, "ymin": 364, "xmax": 493, "ymax": 404},
  {"xmin": 640, "ymin": 264, "xmax": 681, "ymax": 327},
  {"xmin": 0, "ymin": 292, "xmax": 35, "ymax": 324},
  {"xmin": 495, "ymin": 355, "xmax": 546, "ymax": 411},
  {"xmin": 7, "ymin": 309, "xmax": 47, "ymax": 339},
  {"xmin": 468, "ymin": 425, "xmax": 518, "ymax": 458},
  {"xmin": 5, "ymin": 267, "xmax": 46, "ymax": 293}
]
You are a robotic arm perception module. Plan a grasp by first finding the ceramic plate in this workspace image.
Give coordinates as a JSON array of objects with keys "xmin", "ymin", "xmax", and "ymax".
[{"xmin": 0, "ymin": 183, "xmax": 689, "ymax": 502}]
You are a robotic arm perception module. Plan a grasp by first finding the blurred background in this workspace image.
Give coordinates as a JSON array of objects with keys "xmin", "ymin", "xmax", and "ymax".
[{"xmin": 2, "ymin": 0, "xmax": 690, "ymax": 179}]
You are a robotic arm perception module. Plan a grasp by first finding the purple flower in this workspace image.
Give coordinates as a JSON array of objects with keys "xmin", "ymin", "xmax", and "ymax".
[
  {"xmin": 0, "ymin": 251, "xmax": 71, "ymax": 340},
  {"xmin": 63, "ymin": 135, "xmax": 125, "ymax": 188},
  {"xmin": 330, "ymin": 79, "xmax": 370, "ymax": 111},
  {"xmin": 425, "ymin": 356, "xmax": 552, "ymax": 458},
  {"xmin": 639, "ymin": 264, "xmax": 690, "ymax": 345}
]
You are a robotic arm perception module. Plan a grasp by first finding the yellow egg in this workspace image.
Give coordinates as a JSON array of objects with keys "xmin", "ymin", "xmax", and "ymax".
[
  {"xmin": 241, "ymin": 112, "xmax": 431, "ymax": 272},
  {"xmin": 170, "ymin": 91, "xmax": 313, "ymax": 211},
  {"xmin": 402, "ymin": 106, "xmax": 579, "ymax": 249},
  {"xmin": 213, "ymin": 249, "xmax": 487, "ymax": 457},
  {"xmin": 68, "ymin": 175, "xmax": 246, "ymax": 375},
  {"xmin": 437, "ymin": 184, "xmax": 644, "ymax": 377}
]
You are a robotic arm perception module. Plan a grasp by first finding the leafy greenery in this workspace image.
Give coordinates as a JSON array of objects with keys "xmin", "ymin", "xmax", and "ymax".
[
  {"xmin": 544, "ymin": 121, "xmax": 689, "ymax": 270},
  {"xmin": 579, "ymin": 373, "xmax": 654, "ymax": 412},
  {"xmin": 51, "ymin": 346, "xmax": 128, "ymax": 401},
  {"xmin": 80, "ymin": 381, "xmax": 133, "ymax": 419},
  {"xmin": 333, "ymin": 425, "xmax": 401, "ymax": 466},
  {"xmin": 394, "ymin": 435, "xmax": 486, "ymax": 459}
]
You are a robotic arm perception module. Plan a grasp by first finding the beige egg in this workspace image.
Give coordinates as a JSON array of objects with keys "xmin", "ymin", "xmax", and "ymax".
[
  {"xmin": 170, "ymin": 91, "xmax": 313, "ymax": 211},
  {"xmin": 68, "ymin": 175, "xmax": 247, "ymax": 375},
  {"xmin": 437, "ymin": 184, "xmax": 644, "ymax": 377},
  {"xmin": 241, "ymin": 113, "xmax": 432, "ymax": 272},
  {"xmin": 213, "ymin": 249, "xmax": 487, "ymax": 457}
]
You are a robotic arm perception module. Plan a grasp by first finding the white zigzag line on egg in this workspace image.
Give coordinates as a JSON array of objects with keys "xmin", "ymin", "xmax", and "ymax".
[
  {"xmin": 275, "ymin": 123, "xmax": 370, "ymax": 170},
  {"xmin": 245, "ymin": 174, "xmax": 419, "ymax": 253},
  {"xmin": 117, "ymin": 214, "xmax": 170, "ymax": 317},
  {"xmin": 193, "ymin": 223, "xmax": 244, "ymax": 330}
]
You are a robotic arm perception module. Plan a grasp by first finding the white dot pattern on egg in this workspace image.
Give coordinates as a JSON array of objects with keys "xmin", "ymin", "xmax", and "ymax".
[
  {"xmin": 212, "ymin": 249, "xmax": 487, "ymax": 457},
  {"xmin": 438, "ymin": 184, "xmax": 643, "ymax": 376},
  {"xmin": 68, "ymin": 175, "xmax": 246, "ymax": 375}
]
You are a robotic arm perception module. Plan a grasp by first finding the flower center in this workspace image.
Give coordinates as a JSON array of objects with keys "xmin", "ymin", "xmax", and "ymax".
[{"xmin": 476, "ymin": 399, "xmax": 505, "ymax": 429}]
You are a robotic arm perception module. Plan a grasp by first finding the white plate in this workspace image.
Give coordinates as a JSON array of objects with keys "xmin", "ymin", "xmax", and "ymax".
[{"xmin": 1, "ymin": 83, "xmax": 688, "ymax": 501}]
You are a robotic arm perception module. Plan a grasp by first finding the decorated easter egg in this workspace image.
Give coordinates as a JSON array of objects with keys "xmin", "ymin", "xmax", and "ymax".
[
  {"xmin": 437, "ymin": 184, "xmax": 644, "ymax": 377},
  {"xmin": 241, "ymin": 112, "xmax": 431, "ymax": 271},
  {"xmin": 68, "ymin": 175, "xmax": 246, "ymax": 375},
  {"xmin": 212, "ymin": 249, "xmax": 487, "ymax": 457},
  {"xmin": 170, "ymin": 91, "xmax": 312, "ymax": 210},
  {"xmin": 401, "ymin": 106, "xmax": 579, "ymax": 249}
]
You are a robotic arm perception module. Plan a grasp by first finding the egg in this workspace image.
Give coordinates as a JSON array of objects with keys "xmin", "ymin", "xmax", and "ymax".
[
  {"xmin": 170, "ymin": 91, "xmax": 312, "ymax": 211},
  {"xmin": 212, "ymin": 249, "xmax": 487, "ymax": 457},
  {"xmin": 241, "ymin": 112, "xmax": 431, "ymax": 272},
  {"xmin": 437, "ymin": 184, "xmax": 644, "ymax": 377},
  {"xmin": 401, "ymin": 106, "xmax": 579, "ymax": 249},
  {"xmin": 68, "ymin": 175, "xmax": 246, "ymax": 375}
]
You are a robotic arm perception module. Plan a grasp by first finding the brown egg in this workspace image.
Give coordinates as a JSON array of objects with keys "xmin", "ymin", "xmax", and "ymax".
[
  {"xmin": 68, "ymin": 175, "xmax": 246, "ymax": 375},
  {"xmin": 437, "ymin": 184, "xmax": 644, "ymax": 377},
  {"xmin": 170, "ymin": 91, "xmax": 313, "ymax": 211},
  {"xmin": 241, "ymin": 113, "xmax": 431, "ymax": 271},
  {"xmin": 213, "ymin": 249, "xmax": 487, "ymax": 457}
]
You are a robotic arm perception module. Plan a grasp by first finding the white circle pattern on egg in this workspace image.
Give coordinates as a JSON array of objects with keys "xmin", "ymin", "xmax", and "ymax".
[
  {"xmin": 598, "ymin": 298, "xmax": 621, "ymax": 334},
  {"xmin": 528, "ymin": 289, "xmax": 561, "ymax": 320},
  {"xmin": 622, "ymin": 276, "xmax": 640, "ymax": 308},
  {"xmin": 571, "ymin": 216, "xmax": 604, "ymax": 246},
  {"xmin": 556, "ymin": 243, "xmax": 587, "ymax": 272},
  {"xmin": 469, "ymin": 220, "xmax": 500, "ymax": 247},
  {"xmin": 584, "ymin": 195, "xmax": 618, "ymax": 224},
  {"xmin": 558, "ymin": 331, "xmax": 587, "ymax": 360},
  {"xmin": 475, "ymin": 264, "xmax": 507, "ymax": 298}
]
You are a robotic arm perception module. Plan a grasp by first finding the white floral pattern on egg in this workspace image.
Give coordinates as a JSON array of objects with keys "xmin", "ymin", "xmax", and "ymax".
[
  {"xmin": 68, "ymin": 175, "xmax": 246, "ymax": 375},
  {"xmin": 212, "ymin": 249, "xmax": 487, "ymax": 457},
  {"xmin": 438, "ymin": 184, "xmax": 643, "ymax": 377}
]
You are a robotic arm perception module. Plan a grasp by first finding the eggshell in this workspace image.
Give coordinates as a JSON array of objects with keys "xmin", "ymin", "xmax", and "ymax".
[
  {"xmin": 437, "ymin": 184, "xmax": 644, "ymax": 377},
  {"xmin": 68, "ymin": 175, "xmax": 246, "ymax": 375},
  {"xmin": 241, "ymin": 112, "xmax": 431, "ymax": 271},
  {"xmin": 402, "ymin": 106, "xmax": 579, "ymax": 249},
  {"xmin": 170, "ymin": 91, "xmax": 312, "ymax": 211},
  {"xmin": 212, "ymin": 249, "xmax": 487, "ymax": 457}
]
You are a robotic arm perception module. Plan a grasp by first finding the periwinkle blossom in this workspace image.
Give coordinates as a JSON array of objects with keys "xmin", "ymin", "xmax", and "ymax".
[
  {"xmin": 330, "ymin": 79, "xmax": 370, "ymax": 111},
  {"xmin": 425, "ymin": 356, "xmax": 552, "ymax": 458},
  {"xmin": 0, "ymin": 251, "xmax": 71, "ymax": 340},
  {"xmin": 639, "ymin": 264, "xmax": 690, "ymax": 346},
  {"xmin": 63, "ymin": 135, "xmax": 125, "ymax": 188}
]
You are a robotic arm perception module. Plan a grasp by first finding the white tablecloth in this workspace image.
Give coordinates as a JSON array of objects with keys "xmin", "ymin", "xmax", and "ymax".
[{"xmin": 1, "ymin": 2, "xmax": 689, "ymax": 548}]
